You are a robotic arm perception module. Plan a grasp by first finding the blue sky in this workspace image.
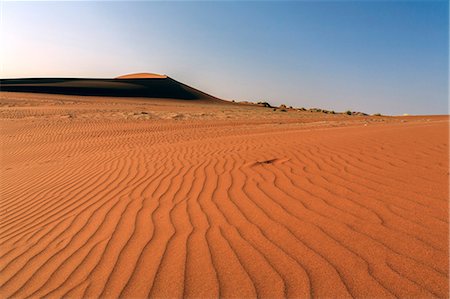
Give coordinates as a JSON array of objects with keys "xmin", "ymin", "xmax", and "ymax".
[{"xmin": 1, "ymin": 1, "xmax": 448, "ymax": 115}]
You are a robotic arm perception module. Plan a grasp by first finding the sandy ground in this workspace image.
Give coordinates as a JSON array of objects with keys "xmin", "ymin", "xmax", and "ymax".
[{"xmin": 0, "ymin": 92, "xmax": 448, "ymax": 298}]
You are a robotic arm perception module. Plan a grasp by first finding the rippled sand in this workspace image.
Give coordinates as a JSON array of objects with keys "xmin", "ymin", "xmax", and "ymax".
[{"xmin": 1, "ymin": 92, "xmax": 448, "ymax": 298}]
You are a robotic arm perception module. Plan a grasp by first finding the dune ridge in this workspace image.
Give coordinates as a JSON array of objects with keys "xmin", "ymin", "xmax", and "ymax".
[
  {"xmin": 115, "ymin": 73, "xmax": 168, "ymax": 79},
  {"xmin": 0, "ymin": 74, "xmax": 221, "ymax": 102},
  {"xmin": 0, "ymin": 92, "xmax": 448, "ymax": 298}
]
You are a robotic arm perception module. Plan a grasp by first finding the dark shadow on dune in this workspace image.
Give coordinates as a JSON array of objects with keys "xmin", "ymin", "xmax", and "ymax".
[{"xmin": 0, "ymin": 77, "xmax": 221, "ymax": 102}]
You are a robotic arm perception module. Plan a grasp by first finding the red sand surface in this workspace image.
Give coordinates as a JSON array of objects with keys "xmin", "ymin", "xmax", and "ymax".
[
  {"xmin": 0, "ymin": 92, "xmax": 448, "ymax": 298},
  {"xmin": 115, "ymin": 73, "xmax": 168, "ymax": 79}
]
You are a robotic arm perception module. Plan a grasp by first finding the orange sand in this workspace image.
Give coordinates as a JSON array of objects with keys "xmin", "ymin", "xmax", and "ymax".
[
  {"xmin": 115, "ymin": 73, "xmax": 168, "ymax": 79},
  {"xmin": 0, "ymin": 92, "xmax": 448, "ymax": 298}
]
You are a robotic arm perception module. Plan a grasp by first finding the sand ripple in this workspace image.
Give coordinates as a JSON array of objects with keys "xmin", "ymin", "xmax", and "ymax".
[{"xmin": 0, "ymin": 94, "xmax": 448, "ymax": 298}]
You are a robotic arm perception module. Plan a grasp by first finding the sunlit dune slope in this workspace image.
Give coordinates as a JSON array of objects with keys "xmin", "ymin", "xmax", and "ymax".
[{"xmin": 115, "ymin": 73, "xmax": 168, "ymax": 79}]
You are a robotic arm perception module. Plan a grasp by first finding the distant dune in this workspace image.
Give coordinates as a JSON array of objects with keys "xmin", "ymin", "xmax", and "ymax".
[
  {"xmin": 115, "ymin": 72, "xmax": 168, "ymax": 79},
  {"xmin": 0, "ymin": 73, "xmax": 222, "ymax": 102}
]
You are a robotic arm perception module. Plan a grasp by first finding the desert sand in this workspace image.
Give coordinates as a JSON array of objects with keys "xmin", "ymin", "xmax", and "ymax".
[
  {"xmin": 115, "ymin": 73, "xmax": 168, "ymax": 79},
  {"xmin": 0, "ymin": 91, "xmax": 448, "ymax": 298}
]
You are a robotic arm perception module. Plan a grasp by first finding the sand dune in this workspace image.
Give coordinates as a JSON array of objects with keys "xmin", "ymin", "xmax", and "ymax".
[
  {"xmin": 115, "ymin": 73, "xmax": 168, "ymax": 79},
  {"xmin": 0, "ymin": 92, "xmax": 448, "ymax": 298},
  {"xmin": 0, "ymin": 74, "xmax": 221, "ymax": 101}
]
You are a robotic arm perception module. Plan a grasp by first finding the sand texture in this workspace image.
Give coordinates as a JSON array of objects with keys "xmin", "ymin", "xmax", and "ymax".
[
  {"xmin": 0, "ymin": 92, "xmax": 448, "ymax": 298},
  {"xmin": 115, "ymin": 73, "xmax": 168, "ymax": 79}
]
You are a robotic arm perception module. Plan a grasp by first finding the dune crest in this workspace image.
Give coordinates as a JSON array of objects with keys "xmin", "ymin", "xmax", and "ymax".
[{"xmin": 115, "ymin": 73, "xmax": 168, "ymax": 79}]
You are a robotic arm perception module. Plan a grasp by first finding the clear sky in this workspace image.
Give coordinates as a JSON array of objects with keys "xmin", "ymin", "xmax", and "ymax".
[{"xmin": 1, "ymin": 1, "xmax": 448, "ymax": 115}]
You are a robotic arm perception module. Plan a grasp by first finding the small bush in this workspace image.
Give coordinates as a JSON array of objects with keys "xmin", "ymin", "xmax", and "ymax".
[
  {"xmin": 345, "ymin": 110, "xmax": 352, "ymax": 115},
  {"xmin": 373, "ymin": 113, "xmax": 382, "ymax": 116},
  {"xmin": 258, "ymin": 101, "xmax": 272, "ymax": 108}
]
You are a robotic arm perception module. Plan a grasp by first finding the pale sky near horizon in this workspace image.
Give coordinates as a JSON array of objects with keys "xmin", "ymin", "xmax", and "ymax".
[{"xmin": 1, "ymin": 1, "xmax": 448, "ymax": 115}]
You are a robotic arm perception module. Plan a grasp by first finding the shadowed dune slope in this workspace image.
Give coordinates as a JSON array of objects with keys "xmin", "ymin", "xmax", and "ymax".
[
  {"xmin": 0, "ymin": 74, "xmax": 221, "ymax": 102},
  {"xmin": 0, "ymin": 93, "xmax": 448, "ymax": 298}
]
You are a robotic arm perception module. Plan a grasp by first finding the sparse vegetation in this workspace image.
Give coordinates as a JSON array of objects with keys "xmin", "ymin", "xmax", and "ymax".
[
  {"xmin": 257, "ymin": 101, "xmax": 273, "ymax": 108},
  {"xmin": 244, "ymin": 102, "xmax": 369, "ymax": 116},
  {"xmin": 373, "ymin": 113, "xmax": 382, "ymax": 116}
]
